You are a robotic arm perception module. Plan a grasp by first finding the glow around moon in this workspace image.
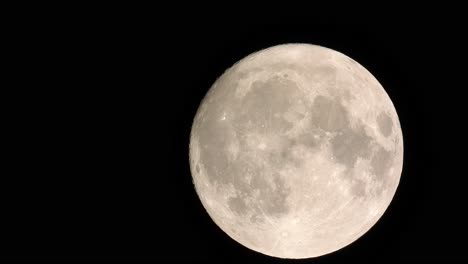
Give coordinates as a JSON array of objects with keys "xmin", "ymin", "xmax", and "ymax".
[{"xmin": 189, "ymin": 44, "xmax": 403, "ymax": 259}]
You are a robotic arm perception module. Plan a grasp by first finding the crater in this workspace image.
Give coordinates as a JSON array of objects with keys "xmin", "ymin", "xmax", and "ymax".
[
  {"xmin": 376, "ymin": 112, "xmax": 393, "ymax": 137},
  {"xmin": 198, "ymin": 125, "xmax": 292, "ymax": 218}
]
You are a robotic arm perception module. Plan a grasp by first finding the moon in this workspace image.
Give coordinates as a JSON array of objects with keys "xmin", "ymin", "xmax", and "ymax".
[{"xmin": 189, "ymin": 44, "xmax": 403, "ymax": 259}]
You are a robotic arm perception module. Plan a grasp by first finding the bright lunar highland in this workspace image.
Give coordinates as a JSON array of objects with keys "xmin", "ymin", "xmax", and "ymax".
[{"xmin": 189, "ymin": 44, "xmax": 403, "ymax": 259}]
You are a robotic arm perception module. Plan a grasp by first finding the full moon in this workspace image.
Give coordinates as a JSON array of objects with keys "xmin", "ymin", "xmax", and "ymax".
[{"xmin": 189, "ymin": 44, "xmax": 403, "ymax": 259}]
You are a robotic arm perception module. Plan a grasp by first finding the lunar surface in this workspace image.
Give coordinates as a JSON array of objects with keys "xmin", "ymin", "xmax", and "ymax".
[{"xmin": 189, "ymin": 44, "xmax": 403, "ymax": 259}]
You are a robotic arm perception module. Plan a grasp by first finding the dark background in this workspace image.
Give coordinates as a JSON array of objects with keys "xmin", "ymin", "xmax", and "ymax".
[{"xmin": 3, "ymin": 14, "xmax": 467, "ymax": 262}]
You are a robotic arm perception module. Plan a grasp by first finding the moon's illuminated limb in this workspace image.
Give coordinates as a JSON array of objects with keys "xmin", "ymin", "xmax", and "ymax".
[{"xmin": 189, "ymin": 44, "xmax": 403, "ymax": 259}]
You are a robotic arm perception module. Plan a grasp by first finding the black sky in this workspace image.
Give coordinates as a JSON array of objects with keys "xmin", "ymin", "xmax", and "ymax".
[{"xmin": 3, "ymin": 14, "xmax": 467, "ymax": 262}]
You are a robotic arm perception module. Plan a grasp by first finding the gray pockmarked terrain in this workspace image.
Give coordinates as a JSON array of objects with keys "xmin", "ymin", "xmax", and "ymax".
[{"xmin": 189, "ymin": 44, "xmax": 403, "ymax": 259}]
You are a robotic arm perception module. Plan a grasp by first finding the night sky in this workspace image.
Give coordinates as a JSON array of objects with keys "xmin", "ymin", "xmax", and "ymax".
[{"xmin": 3, "ymin": 12, "xmax": 467, "ymax": 262}]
